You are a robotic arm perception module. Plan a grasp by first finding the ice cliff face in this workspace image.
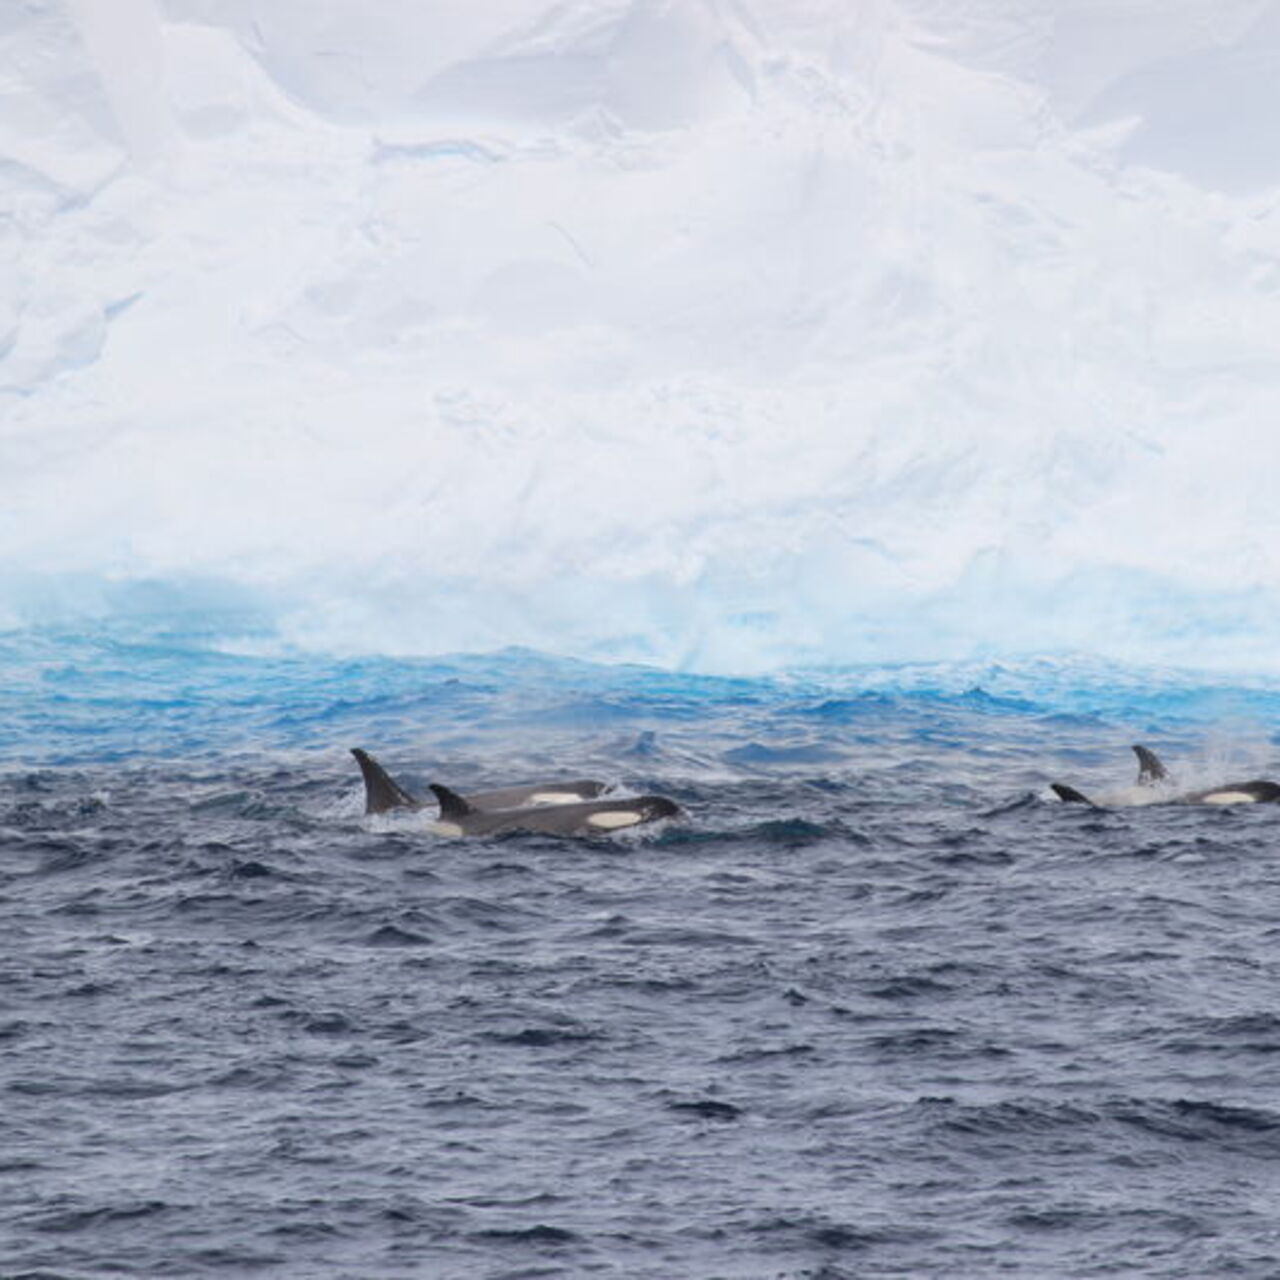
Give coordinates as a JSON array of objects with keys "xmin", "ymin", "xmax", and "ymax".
[{"xmin": 3, "ymin": 1, "xmax": 1280, "ymax": 672}]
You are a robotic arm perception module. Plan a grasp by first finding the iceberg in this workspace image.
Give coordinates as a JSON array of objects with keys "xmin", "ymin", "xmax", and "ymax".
[{"xmin": 3, "ymin": 1, "xmax": 1280, "ymax": 673}]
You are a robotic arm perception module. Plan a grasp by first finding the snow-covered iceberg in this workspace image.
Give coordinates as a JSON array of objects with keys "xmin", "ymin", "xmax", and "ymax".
[{"xmin": 4, "ymin": 1, "xmax": 1280, "ymax": 673}]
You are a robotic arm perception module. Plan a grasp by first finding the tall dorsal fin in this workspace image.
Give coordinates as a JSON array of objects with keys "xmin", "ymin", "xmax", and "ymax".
[
  {"xmin": 351, "ymin": 748, "xmax": 421, "ymax": 814},
  {"xmin": 429, "ymin": 784, "xmax": 476, "ymax": 821},
  {"xmin": 1132, "ymin": 744, "xmax": 1169, "ymax": 786}
]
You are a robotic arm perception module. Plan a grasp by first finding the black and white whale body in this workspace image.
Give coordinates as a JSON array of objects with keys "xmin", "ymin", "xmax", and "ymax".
[
  {"xmin": 351, "ymin": 748, "xmax": 679, "ymax": 835},
  {"xmin": 427, "ymin": 782, "xmax": 680, "ymax": 837},
  {"xmin": 352, "ymin": 748, "xmax": 606, "ymax": 815},
  {"xmin": 1052, "ymin": 744, "xmax": 1280, "ymax": 808}
]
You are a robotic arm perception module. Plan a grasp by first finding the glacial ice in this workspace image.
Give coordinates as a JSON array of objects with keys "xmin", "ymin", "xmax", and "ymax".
[{"xmin": 3, "ymin": 1, "xmax": 1280, "ymax": 673}]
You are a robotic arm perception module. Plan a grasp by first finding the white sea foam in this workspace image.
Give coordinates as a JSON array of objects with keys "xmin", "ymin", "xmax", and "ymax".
[{"xmin": 4, "ymin": 2, "xmax": 1280, "ymax": 672}]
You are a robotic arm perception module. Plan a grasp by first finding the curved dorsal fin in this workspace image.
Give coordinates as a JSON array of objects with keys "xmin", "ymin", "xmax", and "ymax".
[
  {"xmin": 1132, "ymin": 744, "xmax": 1169, "ymax": 786},
  {"xmin": 351, "ymin": 748, "xmax": 421, "ymax": 814},
  {"xmin": 1052, "ymin": 782, "xmax": 1097, "ymax": 806},
  {"xmin": 429, "ymin": 783, "xmax": 475, "ymax": 821}
]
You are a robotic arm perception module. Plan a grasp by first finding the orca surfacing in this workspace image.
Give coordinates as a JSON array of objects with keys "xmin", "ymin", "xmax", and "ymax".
[
  {"xmin": 351, "ymin": 748, "xmax": 606, "ymax": 815},
  {"xmin": 351, "ymin": 748, "xmax": 680, "ymax": 836},
  {"xmin": 1052, "ymin": 744, "xmax": 1280, "ymax": 808}
]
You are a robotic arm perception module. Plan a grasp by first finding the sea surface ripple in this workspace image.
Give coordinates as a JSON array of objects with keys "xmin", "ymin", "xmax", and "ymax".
[{"xmin": 4, "ymin": 630, "xmax": 1280, "ymax": 1278}]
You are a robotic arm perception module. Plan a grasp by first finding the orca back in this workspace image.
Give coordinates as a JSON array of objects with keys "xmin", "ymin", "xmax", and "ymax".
[
  {"xmin": 1185, "ymin": 780, "xmax": 1280, "ymax": 805},
  {"xmin": 465, "ymin": 780, "xmax": 607, "ymax": 809},
  {"xmin": 431, "ymin": 793, "xmax": 680, "ymax": 837}
]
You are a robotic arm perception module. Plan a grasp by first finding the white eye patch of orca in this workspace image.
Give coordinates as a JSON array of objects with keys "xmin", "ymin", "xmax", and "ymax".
[
  {"xmin": 1197, "ymin": 791, "xmax": 1259, "ymax": 805},
  {"xmin": 429, "ymin": 821, "xmax": 466, "ymax": 837},
  {"xmin": 585, "ymin": 809, "xmax": 645, "ymax": 830}
]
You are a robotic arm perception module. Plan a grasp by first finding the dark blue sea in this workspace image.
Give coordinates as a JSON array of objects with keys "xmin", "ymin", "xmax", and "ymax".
[{"xmin": 5, "ymin": 626, "xmax": 1280, "ymax": 1278}]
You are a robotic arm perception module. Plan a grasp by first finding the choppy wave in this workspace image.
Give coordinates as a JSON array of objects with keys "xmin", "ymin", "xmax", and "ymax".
[
  {"xmin": 4, "ymin": 634, "xmax": 1280, "ymax": 1277},
  {"xmin": 6, "ymin": 622, "xmax": 1280, "ymax": 772}
]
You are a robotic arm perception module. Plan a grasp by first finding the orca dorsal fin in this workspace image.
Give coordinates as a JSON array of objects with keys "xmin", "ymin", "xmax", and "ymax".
[
  {"xmin": 1132, "ymin": 744, "xmax": 1169, "ymax": 786},
  {"xmin": 1052, "ymin": 782, "xmax": 1097, "ymax": 807},
  {"xmin": 428, "ymin": 784, "xmax": 476, "ymax": 821},
  {"xmin": 351, "ymin": 748, "xmax": 421, "ymax": 814}
]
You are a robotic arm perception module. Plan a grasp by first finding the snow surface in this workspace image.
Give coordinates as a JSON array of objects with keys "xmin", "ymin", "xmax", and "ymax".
[{"xmin": 4, "ymin": 0, "xmax": 1280, "ymax": 673}]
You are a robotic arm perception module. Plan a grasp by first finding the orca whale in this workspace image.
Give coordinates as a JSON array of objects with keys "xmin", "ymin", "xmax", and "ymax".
[
  {"xmin": 427, "ymin": 783, "xmax": 680, "ymax": 837},
  {"xmin": 1052, "ymin": 744, "xmax": 1280, "ymax": 808},
  {"xmin": 351, "ymin": 748, "xmax": 679, "ymax": 836},
  {"xmin": 352, "ymin": 748, "xmax": 605, "ymax": 815}
]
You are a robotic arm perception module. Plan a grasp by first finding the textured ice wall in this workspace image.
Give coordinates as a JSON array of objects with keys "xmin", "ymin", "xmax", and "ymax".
[{"xmin": 4, "ymin": 1, "xmax": 1280, "ymax": 671}]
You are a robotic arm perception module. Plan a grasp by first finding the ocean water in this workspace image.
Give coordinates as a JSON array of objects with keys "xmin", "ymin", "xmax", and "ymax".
[
  {"xmin": 10, "ymin": 7, "xmax": 1280, "ymax": 1274},
  {"xmin": 5, "ymin": 631, "xmax": 1280, "ymax": 1279}
]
